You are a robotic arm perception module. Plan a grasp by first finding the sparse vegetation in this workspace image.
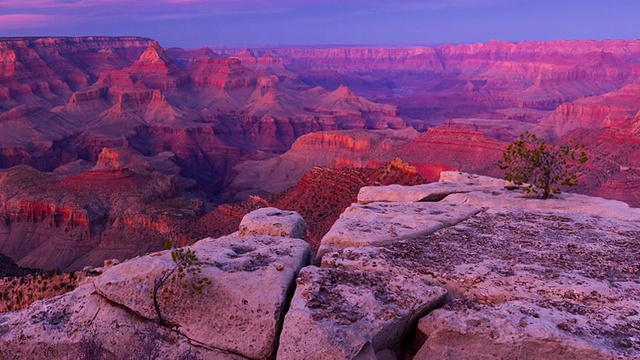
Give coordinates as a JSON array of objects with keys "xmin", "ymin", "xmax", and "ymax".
[
  {"xmin": 152, "ymin": 239, "xmax": 210, "ymax": 327},
  {"xmin": 499, "ymin": 131, "xmax": 588, "ymax": 199}
]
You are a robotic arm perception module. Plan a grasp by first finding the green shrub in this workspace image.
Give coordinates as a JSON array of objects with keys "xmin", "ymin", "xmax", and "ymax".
[
  {"xmin": 499, "ymin": 132, "xmax": 588, "ymax": 199},
  {"xmin": 152, "ymin": 239, "xmax": 211, "ymax": 327}
]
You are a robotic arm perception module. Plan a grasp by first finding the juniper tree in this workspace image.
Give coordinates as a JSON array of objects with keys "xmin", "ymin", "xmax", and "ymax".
[{"xmin": 499, "ymin": 131, "xmax": 588, "ymax": 199}]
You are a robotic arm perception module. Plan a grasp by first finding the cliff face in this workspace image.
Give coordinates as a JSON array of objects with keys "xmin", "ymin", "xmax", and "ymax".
[
  {"xmin": 227, "ymin": 40, "xmax": 640, "ymax": 133},
  {"xmin": 1, "ymin": 36, "xmax": 640, "ymax": 276},
  {"xmin": 0, "ymin": 149, "xmax": 204, "ymax": 272},
  {"xmin": 0, "ymin": 36, "xmax": 409, "ymax": 201}
]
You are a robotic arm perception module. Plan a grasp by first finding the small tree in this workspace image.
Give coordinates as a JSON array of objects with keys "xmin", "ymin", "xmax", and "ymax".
[
  {"xmin": 152, "ymin": 240, "xmax": 210, "ymax": 327},
  {"xmin": 499, "ymin": 131, "xmax": 588, "ymax": 199}
]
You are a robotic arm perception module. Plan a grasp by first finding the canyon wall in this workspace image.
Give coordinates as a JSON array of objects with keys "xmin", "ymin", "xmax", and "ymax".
[{"xmin": 1, "ymin": 36, "xmax": 640, "ymax": 273}]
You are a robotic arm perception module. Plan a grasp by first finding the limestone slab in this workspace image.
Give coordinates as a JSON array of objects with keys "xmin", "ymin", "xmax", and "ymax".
[
  {"xmin": 277, "ymin": 266, "xmax": 446, "ymax": 360},
  {"xmin": 438, "ymin": 170, "xmax": 515, "ymax": 186},
  {"xmin": 95, "ymin": 234, "xmax": 311, "ymax": 359},
  {"xmin": 317, "ymin": 201, "xmax": 481, "ymax": 260},
  {"xmin": 415, "ymin": 303, "xmax": 614, "ymax": 360},
  {"xmin": 0, "ymin": 284, "xmax": 237, "ymax": 360}
]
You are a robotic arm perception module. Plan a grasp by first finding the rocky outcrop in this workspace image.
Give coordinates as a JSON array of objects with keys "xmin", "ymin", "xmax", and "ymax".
[
  {"xmin": 0, "ymin": 208, "xmax": 311, "ymax": 360},
  {"xmin": 316, "ymin": 201, "xmax": 481, "ymax": 260},
  {"xmin": 94, "ymin": 234, "xmax": 311, "ymax": 359},
  {"xmin": 2, "ymin": 173, "xmax": 640, "ymax": 359},
  {"xmin": 0, "ymin": 283, "xmax": 218, "ymax": 360},
  {"xmin": 278, "ymin": 265, "xmax": 446, "ymax": 359}
]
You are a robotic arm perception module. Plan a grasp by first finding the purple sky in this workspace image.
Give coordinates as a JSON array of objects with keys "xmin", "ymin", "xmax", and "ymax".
[{"xmin": 0, "ymin": 0, "xmax": 638, "ymax": 48}]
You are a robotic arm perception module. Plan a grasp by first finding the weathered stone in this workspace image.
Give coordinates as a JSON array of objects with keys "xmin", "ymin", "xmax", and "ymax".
[
  {"xmin": 357, "ymin": 183, "xmax": 473, "ymax": 204},
  {"xmin": 277, "ymin": 265, "xmax": 447, "ymax": 360},
  {"xmin": 0, "ymin": 284, "xmax": 237, "ymax": 360},
  {"xmin": 415, "ymin": 303, "xmax": 615, "ymax": 360},
  {"xmin": 239, "ymin": 207, "xmax": 307, "ymax": 239},
  {"xmin": 438, "ymin": 170, "xmax": 515, "ymax": 187},
  {"xmin": 316, "ymin": 201, "xmax": 480, "ymax": 261},
  {"xmin": 95, "ymin": 234, "xmax": 311, "ymax": 359},
  {"xmin": 442, "ymin": 187, "xmax": 640, "ymax": 222}
]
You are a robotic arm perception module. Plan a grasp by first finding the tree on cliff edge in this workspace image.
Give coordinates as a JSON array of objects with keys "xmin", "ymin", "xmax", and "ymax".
[{"xmin": 499, "ymin": 132, "xmax": 588, "ymax": 199}]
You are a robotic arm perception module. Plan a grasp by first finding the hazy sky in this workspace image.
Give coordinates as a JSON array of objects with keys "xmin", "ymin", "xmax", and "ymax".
[{"xmin": 0, "ymin": 0, "xmax": 638, "ymax": 48}]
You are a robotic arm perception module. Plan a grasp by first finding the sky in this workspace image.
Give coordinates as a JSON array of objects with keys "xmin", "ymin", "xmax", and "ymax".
[{"xmin": 0, "ymin": 0, "xmax": 639, "ymax": 48}]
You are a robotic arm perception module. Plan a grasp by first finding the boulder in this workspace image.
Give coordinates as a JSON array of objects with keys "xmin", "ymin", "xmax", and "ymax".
[
  {"xmin": 316, "ymin": 201, "xmax": 481, "ymax": 261},
  {"xmin": 239, "ymin": 207, "xmax": 307, "ymax": 239},
  {"xmin": 277, "ymin": 265, "xmax": 447, "ymax": 359},
  {"xmin": 95, "ymin": 234, "xmax": 311, "ymax": 359}
]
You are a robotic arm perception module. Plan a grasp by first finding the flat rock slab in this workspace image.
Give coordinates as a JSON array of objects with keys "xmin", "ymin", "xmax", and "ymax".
[
  {"xmin": 358, "ymin": 182, "xmax": 503, "ymax": 204},
  {"xmin": 95, "ymin": 234, "xmax": 311, "ymax": 360},
  {"xmin": 370, "ymin": 208, "xmax": 640, "ymax": 359},
  {"xmin": 442, "ymin": 188, "xmax": 640, "ymax": 223},
  {"xmin": 415, "ymin": 302, "xmax": 614, "ymax": 360},
  {"xmin": 438, "ymin": 170, "xmax": 515, "ymax": 187},
  {"xmin": 239, "ymin": 207, "xmax": 307, "ymax": 239},
  {"xmin": 277, "ymin": 265, "xmax": 447, "ymax": 360},
  {"xmin": 317, "ymin": 201, "xmax": 481, "ymax": 260},
  {"xmin": 0, "ymin": 284, "xmax": 237, "ymax": 360}
]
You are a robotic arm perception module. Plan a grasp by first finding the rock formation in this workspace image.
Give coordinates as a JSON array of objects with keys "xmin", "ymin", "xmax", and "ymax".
[
  {"xmin": 2, "ymin": 35, "xmax": 640, "ymax": 283},
  {"xmin": 1, "ymin": 171, "xmax": 638, "ymax": 359},
  {"xmin": 0, "ymin": 148, "xmax": 204, "ymax": 271}
]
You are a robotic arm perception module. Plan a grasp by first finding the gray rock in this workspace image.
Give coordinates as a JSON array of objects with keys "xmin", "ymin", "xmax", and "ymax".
[
  {"xmin": 438, "ymin": 170, "xmax": 515, "ymax": 186},
  {"xmin": 316, "ymin": 201, "xmax": 481, "ymax": 261},
  {"xmin": 415, "ymin": 303, "xmax": 615, "ymax": 360},
  {"xmin": 94, "ymin": 234, "xmax": 311, "ymax": 359},
  {"xmin": 357, "ymin": 183, "xmax": 476, "ymax": 204},
  {"xmin": 239, "ymin": 207, "xmax": 307, "ymax": 239},
  {"xmin": 277, "ymin": 265, "xmax": 447, "ymax": 360},
  {"xmin": 0, "ymin": 284, "xmax": 238, "ymax": 360}
]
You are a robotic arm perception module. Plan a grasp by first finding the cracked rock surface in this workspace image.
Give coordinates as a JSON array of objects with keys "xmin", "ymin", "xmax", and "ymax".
[
  {"xmin": 324, "ymin": 175, "xmax": 640, "ymax": 359},
  {"xmin": 94, "ymin": 234, "xmax": 311, "ymax": 359},
  {"xmin": 1, "ymin": 173, "xmax": 639, "ymax": 359},
  {"xmin": 277, "ymin": 264, "xmax": 446, "ymax": 359},
  {"xmin": 0, "ymin": 209, "xmax": 311, "ymax": 360},
  {"xmin": 0, "ymin": 283, "xmax": 239, "ymax": 359},
  {"xmin": 316, "ymin": 201, "xmax": 481, "ymax": 261}
]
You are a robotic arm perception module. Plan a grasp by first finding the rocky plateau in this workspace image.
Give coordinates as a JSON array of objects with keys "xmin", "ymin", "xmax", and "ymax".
[{"xmin": 0, "ymin": 172, "xmax": 638, "ymax": 359}]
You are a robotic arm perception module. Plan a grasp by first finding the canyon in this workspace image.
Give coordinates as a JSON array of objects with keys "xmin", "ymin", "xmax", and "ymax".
[{"xmin": 1, "ymin": 36, "xmax": 640, "ymax": 275}]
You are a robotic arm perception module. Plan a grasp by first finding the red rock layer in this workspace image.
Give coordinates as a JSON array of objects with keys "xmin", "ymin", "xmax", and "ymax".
[
  {"xmin": 0, "ymin": 149, "xmax": 205, "ymax": 271},
  {"xmin": 396, "ymin": 128, "xmax": 507, "ymax": 180},
  {"xmin": 190, "ymin": 160, "xmax": 425, "ymax": 250}
]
